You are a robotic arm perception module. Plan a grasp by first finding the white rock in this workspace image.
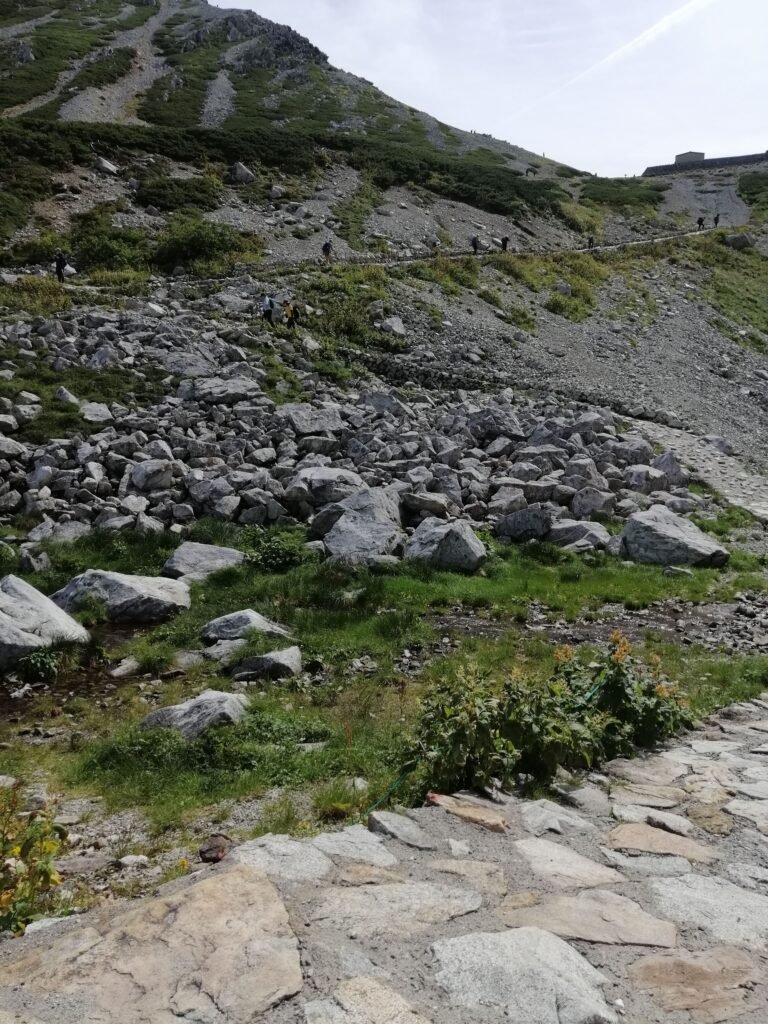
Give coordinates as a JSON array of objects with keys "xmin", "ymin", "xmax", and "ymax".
[{"xmin": 0, "ymin": 575, "xmax": 89, "ymax": 669}]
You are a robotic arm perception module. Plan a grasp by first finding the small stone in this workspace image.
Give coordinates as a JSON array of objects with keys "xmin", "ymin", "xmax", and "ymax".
[{"xmin": 368, "ymin": 811, "xmax": 436, "ymax": 850}]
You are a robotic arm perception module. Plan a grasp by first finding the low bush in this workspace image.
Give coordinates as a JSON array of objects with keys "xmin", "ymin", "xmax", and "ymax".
[
  {"xmin": 412, "ymin": 633, "xmax": 691, "ymax": 793},
  {"xmin": 1, "ymin": 786, "xmax": 65, "ymax": 935},
  {"xmin": 136, "ymin": 175, "xmax": 221, "ymax": 213}
]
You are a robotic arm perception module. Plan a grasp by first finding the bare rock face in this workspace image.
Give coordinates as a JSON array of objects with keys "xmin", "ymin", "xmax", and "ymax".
[
  {"xmin": 0, "ymin": 865, "xmax": 302, "ymax": 1023},
  {"xmin": 0, "ymin": 575, "xmax": 90, "ymax": 669}
]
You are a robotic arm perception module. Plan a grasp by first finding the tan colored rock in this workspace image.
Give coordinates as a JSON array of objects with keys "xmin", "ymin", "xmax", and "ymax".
[
  {"xmin": 429, "ymin": 859, "xmax": 507, "ymax": 896},
  {"xmin": 498, "ymin": 891, "xmax": 540, "ymax": 912},
  {"xmin": 683, "ymin": 776, "xmax": 732, "ymax": 806},
  {"xmin": 502, "ymin": 889, "xmax": 677, "ymax": 947},
  {"xmin": 304, "ymin": 976, "xmax": 432, "ymax": 1023},
  {"xmin": 427, "ymin": 793, "xmax": 507, "ymax": 832},
  {"xmin": 687, "ymin": 802, "xmax": 734, "ymax": 836},
  {"xmin": 0, "ymin": 866, "xmax": 301, "ymax": 1023},
  {"xmin": 515, "ymin": 838, "xmax": 622, "ymax": 889},
  {"xmin": 339, "ymin": 864, "xmax": 403, "ymax": 886},
  {"xmin": 628, "ymin": 946, "xmax": 760, "ymax": 1023},
  {"xmin": 605, "ymin": 823, "xmax": 719, "ymax": 864},
  {"xmin": 606, "ymin": 756, "xmax": 686, "ymax": 785},
  {"xmin": 610, "ymin": 782, "xmax": 685, "ymax": 808}
]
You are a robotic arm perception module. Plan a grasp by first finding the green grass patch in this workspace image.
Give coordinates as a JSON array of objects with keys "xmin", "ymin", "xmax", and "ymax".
[
  {"xmin": 0, "ymin": 350, "xmax": 167, "ymax": 442},
  {"xmin": 136, "ymin": 174, "xmax": 222, "ymax": 213},
  {"xmin": 64, "ymin": 46, "xmax": 134, "ymax": 92},
  {"xmin": 0, "ymin": 277, "xmax": 70, "ymax": 316},
  {"xmin": 332, "ymin": 176, "xmax": 382, "ymax": 251},
  {"xmin": 580, "ymin": 177, "xmax": 669, "ymax": 214},
  {"xmin": 690, "ymin": 234, "xmax": 768, "ymax": 337},
  {"xmin": 738, "ymin": 172, "xmax": 768, "ymax": 223}
]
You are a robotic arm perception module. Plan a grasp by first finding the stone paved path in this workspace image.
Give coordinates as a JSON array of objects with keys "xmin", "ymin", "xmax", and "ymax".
[
  {"xmin": 634, "ymin": 419, "xmax": 768, "ymax": 520},
  {"xmin": 3, "ymin": 696, "xmax": 768, "ymax": 1022}
]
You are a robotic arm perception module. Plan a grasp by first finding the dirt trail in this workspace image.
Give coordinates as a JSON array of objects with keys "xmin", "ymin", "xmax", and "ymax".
[{"xmin": 0, "ymin": 10, "xmax": 57, "ymax": 41}]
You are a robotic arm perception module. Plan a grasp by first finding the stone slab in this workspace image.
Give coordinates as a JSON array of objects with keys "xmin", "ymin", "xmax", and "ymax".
[{"xmin": 515, "ymin": 838, "xmax": 622, "ymax": 889}]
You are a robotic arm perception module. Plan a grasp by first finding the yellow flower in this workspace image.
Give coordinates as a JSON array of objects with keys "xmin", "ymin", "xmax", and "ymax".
[{"xmin": 554, "ymin": 645, "xmax": 575, "ymax": 665}]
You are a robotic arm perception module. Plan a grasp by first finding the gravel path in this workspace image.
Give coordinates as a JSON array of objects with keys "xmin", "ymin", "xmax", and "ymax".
[
  {"xmin": 0, "ymin": 9, "xmax": 57, "ymax": 41},
  {"xmin": 200, "ymin": 69, "xmax": 236, "ymax": 129}
]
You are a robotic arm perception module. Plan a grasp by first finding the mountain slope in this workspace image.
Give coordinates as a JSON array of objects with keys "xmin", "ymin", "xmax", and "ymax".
[{"xmin": 0, "ymin": 0, "xmax": 555, "ymax": 175}]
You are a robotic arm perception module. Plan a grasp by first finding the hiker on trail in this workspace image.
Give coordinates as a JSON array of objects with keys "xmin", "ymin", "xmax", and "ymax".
[
  {"xmin": 261, "ymin": 294, "xmax": 275, "ymax": 326},
  {"xmin": 471, "ymin": 235, "xmax": 480, "ymax": 255},
  {"xmin": 322, "ymin": 239, "xmax": 333, "ymax": 262},
  {"xmin": 54, "ymin": 250, "xmax": 67, "ymax": 284},
  {"xmin": 282, "ymin": 298, "xmax": 298, "ymax": 330},
  {"xmin": 714, "ymin": 213, "xmax": 721, "ymax": 228},
  {"xmin": 697, "ymin": 216, "xmax": 705, "ymax": 231},
  {"xmin": 431, "ymin": 239, "xmax": 441, "ymax": 257},
  {"xmin": 501, "ymin": 236, "xmax": 510, "ymax": 253},
  {"xmin": 587, "ymin": 235, "xmax": 595, "ymax": 250}
]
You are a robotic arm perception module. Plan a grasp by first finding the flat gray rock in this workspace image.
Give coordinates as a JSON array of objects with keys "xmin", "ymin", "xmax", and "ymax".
[
  {"xmin": 429, "ymin": 858, "xmax": 507, "ymax": 896},
  {"xmin": 522, "ymin": 799, "xmax": 596, "ymax": 836},
  {"xmin": 556, "ymin": 782, "xmax": 612, "ymax": 816},
  {"xmin": 600, "ymin": 848, "xmax": 691, "ymax": 877},
  {"xmin": 515, "ymin": 838, "xmax": 622, "ymax": 889},
  {"xmin": 140, "ymin": 689, "xmax": 248, "ymax": 740},
  {"xmin": 229, "ymin": 835, "xmax": 334, "ymax": 883},
  {"xmin": 368, "ymin": 811, "xmax": 436, "ymax": 850},
  {"xmin": 52, "ymin": 569, "xmax": 190, "ymax": 624},
  {"xmin": 0, "ymin": 575, "xmax": 89, "ymax": 669},
  {"xmin": 201, "ymin": 608, "xmax": 290, "ymax": 642},
  {"xmin": 432, "ymin": 927, "xmax": 617, "ymax": 1023},
  {"xmin": 162, "ymin": 541, "xmax": 244, "ymax": 580},
  {"xmin": 311, "ymin": 825, "xmax": 397, "ymax": 867},
  {"xmin": 725, "ymin": 798, "xmax": 768, "ymax": 833},
  {"xmin": 651, "ymin": 875, "xmax": 768, "ymax": 950},
  {"xmin": 311, "ymin": 881, "xmax": 480, "ymax": 937}
]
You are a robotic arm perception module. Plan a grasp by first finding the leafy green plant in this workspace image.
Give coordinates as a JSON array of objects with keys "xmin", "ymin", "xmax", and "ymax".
[
  {"xmin": 241, "ymin": 527, "xmax": 308, "ymax": 573},
  {"xmin": 411, "ymin": 662, "xmax": 520, "ymax": 792},
  {"xmin": 1, "ymin": 786, "xmax": 65, "ymax": 935},
  {"xmin": 16, "ymin": 649, "xmax": 61, "ymax": 684},
  {"xmin": 412, "ymin": 633, "xmax": 691, "ymax": 792}
]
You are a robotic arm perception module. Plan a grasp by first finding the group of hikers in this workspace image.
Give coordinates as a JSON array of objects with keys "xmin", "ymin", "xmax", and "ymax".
[
  {"xmin": 697, "ymin": 213, "xmax": 721, "ymax": 230},
  {"xmin": 261, "ymin": 294, "xmax": 299, "ymax": 329}
]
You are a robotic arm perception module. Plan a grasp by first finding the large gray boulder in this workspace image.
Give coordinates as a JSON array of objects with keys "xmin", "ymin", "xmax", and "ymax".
[
  {"xmin": 0, "ymin": 575, "xmax": 90, "ymax": 669},
  {"xmin": 321, "ymin": 488, "xmax": 404, "ymax": 563},
  {"xmin": 547, "ymin": 519, "xmax": 611, "ymax": 551},
  {"xmin": 652, "ymin": 451, "xmax": 690, "ymax": 487},
  {"xmin": 284, "ymin": 467, "xmax": 364, "ymax": 507},
  {"xmin": 495, "ymin": 503, "xmax": 554, "ymax": 542},
  {"xmin": 621, "ymin": 506, "xmax": 729, "ymax": 566},
  {"xmin": 404, "ymin": 518, "xmax": 486, "ymax": 572},
  {"xmin": 140, "ymin": 690, "xmax": 248, "ymax": 739},
  {"xmin": 232, "ymin": 646, "xmax": 302, "ymax": 684},
  {"xmin": 131, "ymin": 459, "xmax": 173, "ymax": 492},
  {"xmin": 571, "ymin": 487, "xmax": 616, "ymax": 520},
  {"xmin": 53, "ymin": 570, "xmax": 190, "ymax": 623},
  {"xmin": 277, "ymin": 402, "xmax": 344, "ymax": 435},
  {"xmin": 163, "ymin": 541, "xmax": 244, "ymax": 580},
  {"xmin": 230, "ymin": 161, "xmax": 256, "ymax": 184},
  {"xmin": 201, "ymin": 609, "xmax": 290, "ymax": 643},
  {"xmin": 724, "ymin": 233, "xmax": 755, "ymax": 251}
]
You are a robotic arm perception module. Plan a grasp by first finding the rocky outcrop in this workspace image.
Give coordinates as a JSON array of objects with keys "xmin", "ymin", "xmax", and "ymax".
[
  {"xmin": 620, "ymin": 506, "xmax": 729, "ymax": 566},
  {"xmin": 0, "ymin": 575, "xmax": 90, "ymax": 668},
  {"xmin": 52, "ymin": 570, "xmax": 191, "ymax": 623},
  {"xmin": 404, "ymin": 518, "xmax": 486, "ymax": 572},
  {"xmin": 140, "ymin": 689, "xmax": 249, "ymax": 739}
]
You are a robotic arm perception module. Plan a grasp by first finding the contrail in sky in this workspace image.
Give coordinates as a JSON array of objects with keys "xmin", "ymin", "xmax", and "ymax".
[{"xmin": 520, "ymin": 0, "xmax": 722, "ymax": 114}]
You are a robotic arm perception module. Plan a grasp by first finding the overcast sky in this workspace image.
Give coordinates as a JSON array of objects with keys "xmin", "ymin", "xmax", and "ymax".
[{"xmin": 212, "ymin": 0, "xmax": 767, "ymax": 176}]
